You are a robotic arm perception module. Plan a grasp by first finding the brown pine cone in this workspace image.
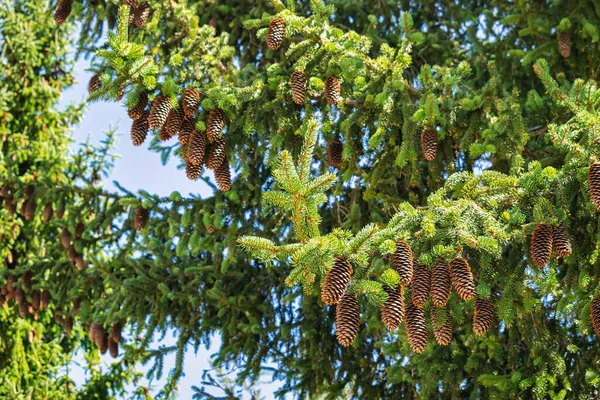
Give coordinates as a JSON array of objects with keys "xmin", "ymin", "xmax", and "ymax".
[
  {"xmin": 335, "ymin": 292, "xmax": 360, "ymax": 347},
  {"xmin": 531, "ymin": 223, "xmax": 553, "ymax": 267},
  {"xmin": 449, "ymin": 257, "xmax": 475, "ymax": 301},
  {"xmin": 267, "ymin": 18, "xmax": 286, "ymax": 50},
  {"xmin": 321, "ymin": 257, "xmax": 353, "ymax": 305},
  {"xmin": 380, "ymin": 285, "xmax": 404, "ymax": 330},
  {"xmin": 431, "ymin": 259, "xmax": 451, "ymax": 308}
]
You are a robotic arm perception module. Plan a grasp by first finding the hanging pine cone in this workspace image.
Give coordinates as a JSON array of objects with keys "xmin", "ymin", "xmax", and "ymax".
[
  {"xmin": 31, "ymin": 291, "xmax": 40, "ymax": 311},
  {"xmin": 130, "ymin": 111, "xmax": 149, "ymax": 146},
  {"xmin": 179, "ymin": 117, "xmax": 194, "ymax": 146},
  {"xmin": 431, "ymin": 259, "xmax": 451, "ymax": 308},
  {"xmin": 411, "ymin": 262, "xmax": 431, "ymax": 307},
  {"xmin": 327, "ymin": 137, "xmax": 343, "ymax": 169},
  {"xmin": 321, "ymin": 257, "xmax": 353, "ymax": 305},
  {"xmin": 73, "ymin": 297, "xmax": 82, "ymax": 315},
  {"xmin": 290, "ymin": 71, "xmax": 307, "ymax": 104},
  {"xmin": 449, "ymin": 257, "xmax": 475, "ymax": 301},
  {"xmin": 134, "ymin": 206, "xmax": 149, "ymax": 231},
  {"xmin": 215, "ymin": 161, "xmax": 232, "ymax": 192},
  {"xmin": 531, "ymin": 223, "xmax": 553, "ymax": 267},
  {"xmin": 148, "ymin": 95, "xmax": 172, "ymax": 130},
  {"xmin": 65, "ymin": 316, "xmax": 74, "ymax": 336},
  {"xmin": 392, "ymin": 241, "xmax": 413, "ymax": 286},
  {"xmin": 91, "ymin": 323, "xmax": 109, "ymax": 354},
  {"xmin": 134, "ymin": 2, "xmax": 150, "ymax": 27},
  {"xmin": 54, "ymin": 0, "xmax": 72, "ymax": 25},
  {"xmin": 19, "ymin": 301, "xmax": 29, "ymax": 318},
  {"xmin": 21, "ymin": 198, "xmax": 35, "ymax": 221},
  {"xmin": 165, "ymin": 108, "xmax": 183, "ymax": 138},
  {"xmin": 185, "ymin": 160, "xmax": 202, "ymax": 181},
  {"xmin": 188, "ymin": 130, "xmax": 207, "ymax": 166},
  {"xmin": 380, "ymin": 285, "xmax": 404, "ymax": 330},
  {"xmin": 127, "ymin": 91, "xmax": 148, "ymax": 120},
  {"xmin": 591, "ymin": 297, "xmax": 600, "ymax": 336},
  {"xmin": 158, "ymin": 124, "xmax": 171, "ymax": 142},
  {"xmin": 40, "ymin": 290, "xmax": 51, "ymax": 309},
  {"xmin": 324, "ymin": 76, "xmax": 341, "ymax": 105},
  {"xmin": 23, "ymin": 185, "xmax": 35, "ymax": 199},
  {"xmin": 431, "ymin": 307, "xmax": 453, "ymax": 346},
  {"xmin": 108, "ymin": 338, "xmax": 119, "ymax": 358},
  {"xmin": 335, "ymin": 292, "xmax": 360, "ymax": 347},
  {"xmin": 473, "ymin": 297, "xmax": 495, "ymax": 336},
  {"xmin": 558, "ymin": 31, "xmax": 571, "ymax": 58},
  {"xmin": 267, "ymin": 18, "xmax": 286, "ymax": 50},
  {"xmin": 206, "ymin": 108, "xmax": 225, "ymax": 142},
  {"xmin": 42, "ymin": 203, "xmax": 53, "ymax": 224},
  {"xmin": 5, "ymin": 194, "xmax": 15, "ymax": 216},
  {"xmin": 88, "ymin": 74, "xmax": 102, "ymax": 95},
  {"xmin": 75, "ymin": 222, "xmax": 85, "ymax": 238},
  {"xmin": 15, "ymin": 288, "xmax": 25, "ymax": 305},
  {"xmin": 60, "ymin": 227, "xmax": 71, "ymax": 249},
  {"xmin": 56, "ymin": 207, "xmax": 65, "ymax": 219},
  {"xmin": 589, "ymin": 162, "xmax": 600, "ymax": 210},
  {"xmin": 552, "ymin": 223, "xmax": 572, "ymax": 258},
  {"xmin": 111, "ymin": 323, "xmax": 123, "ymax": 343},
  {"xmin": 405, "ymin": 301, "xmax": 428, "ymax": 353},
  {"xmin": 74, "ymin": 253, "xmax": 85, "ymax": 271},
  {"xmin": 420, "ymin": 127, "xmax": 438, "ymax": 161},
  {"xmin": 206, "ymin": 136, "xmax": 228, "ymax": 170},
  {"xmin": 22, "ymin": 270, "xmax": 32, "ymax": 287},
  {"xmin": 182, "ymin": 88, "xmax": 200, "ymax": 117}
]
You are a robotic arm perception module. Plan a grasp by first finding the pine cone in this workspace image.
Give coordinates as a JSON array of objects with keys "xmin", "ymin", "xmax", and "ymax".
[
  {"xmin": 90, "ymin": 323, "xmax": 108, "ymax": 354},
  {"xmin": 15, "ymin": 288, "xmax": 25, "ymax": 305},
  {"xmin": 431, "ymin": 259, "xmax": 451, "ymax": 308},
  {"xmin": 165, "ymin": 108, "xmax": 183, "ymax": 138},
  {"xmin": 54, "ymin": 0, "xmax": 72, "ymax": 25},
  {"xmin": 127, "ymin": 91, "xmax": 148, "ymax": 120},
  {"xmin": 473, "ymin": 297, "xmax": 495, "ymax": 335},
  {"xmin": 131, "ymin": 111, "xmax": 149, "ymax": 146},
  {"xmin": 589, "ymin": 162, "xmax": 600, "ymax": 210},
  {"xmin": 158, "ymin": 124, "xmax": 172, "ymax": 142},
  {"xmin": 552, "ymin": 223, "xmax": 572, "ymax": 258},
  {"xmin": 215, "ymin": 161, "xmax": 232, "ymax": 192},
  {"xmin": 22, "ymin": 270, "xmax": 32, "ymax": 287},
  {"xmin": 111, "ymin": 323, "xmax": 123, "ymax": 343},
  {"xmin": 31, "ymin": 291, "xmax": 40, "ymax": 311},
  {"xmin": 40, "ymin": 290, "xmax": 51, "ymax": 309},
  {"xmin": 449, "ymin": 257, "xmax": 475, "ymax": 301},
  {"xmin": 179, "ymin": 117, "xmax": 194, "ymax": 146},
  {"xmin": 65, "ymin": 316, "xmax": 74, "ymax": 336},
  {"xmin": 405, "ymin": 301, "xmax": 428, "ymax": 353},
  {"xmin": 134, "ymin": 206, "xmax": 149, "ymax": 231},
  {"xmin": 73, "ymin": 297, "xmax": 82, "ymax": 315},
  {"xmin": 591, "ymin": 297, "xmax": 600, "ymax": 336},
  {"xmin": 324, "ymin": 76, "xmax": 341, "ymax": 105},
  {"xmin": 335, "ymin": 292, "xmax": 360, "ymax": 347},
  {"xmin": 19, "ymin": 301, "xmax": 29, "ymax": 318},
  {"xmin": 327, "ymin": 137, "xmax": 343, "ymax": 169},
  {"xmin": 21, "ymin": 198, "xmax": 35, "ymax": 221},
  {"xmin": 558, "ymin": 31, "xmax": 571, "ymax": 58},
  {"xmin": 43, "ymin": 203, "xmax": 53, "ymax": 224},
  {"xmin": 290, "ymin": 71, "xmax": 307, "ymax": 104},
  {"xmin": 380, "ymin": 285, "xmax": 404, "ymax": 330},
  {"xmin": 88, "ymin": 74, "xmax": 102, "ymax": 95},
  {"xmin": 321, "ymin": 257, "xmax": 353, "ymax": 305},
  {"xmin": 148, "ymin": 95, "xmax": 172, "ymax": 130},
  {"xmin": 56, "ymin": 207, "xmax": 65, "ymax": 219},
  {"xmin": 392, "ymin": 241, "xmax": 413, "ymax": 286},
  {"xmin": 108, "ymin": 338, "xmax": 119, "ymax": 358},
  {"xmin": 420, "ymin": 127, "xmax": 438, "ymax": 161},
  {"xmin": 411, "ymin": 262, "xmax": 431, "ymax": 307},
  {"xmin": 75, "ymin": 222, "xmax": 85, "ymax": 238},
  {"xmin": 5, "ymin": 194, "xmax": 15, "ymax": 216},
  {"xmin": 74, "ymin": 254, "xmax": 85, "ymax": 271},
  {"xmin": 188, "ymin": 130, "xmax": 207, "ymax": 166},
  {"xmin": 267, "ymin": 18, "xmax": 286, "ymax": 50},
  {"xmin": 134, "ymin": 2, "xmax": 150, "ymax": 27},
  {"xmin": 23, "ymin": 185, "xmax": 35, "ymax": 199},
  {"xmin": 60, "ymin": 227, "xmax": 71, "ymax": 249},
  {"xmin": 182, "ymin": 88, "xmax": 200, "ymax": 117},
  {"xmin": 185, "ymin": 161, "xmax": 202, "ymax": 181},
  {"xmin": 431, "ymin": 307, "xmax": 453, "ymax": 346},
  {"xmin": 206, "ymin": 108, "xmax": 225, "ymax": 142},
  {"xmin": 531, "ymin": 223, "xmax": 553, "ymax": 267},
  {"xmin": 206, "ymin": 136, "xmax": 228, "ymax": 170}
]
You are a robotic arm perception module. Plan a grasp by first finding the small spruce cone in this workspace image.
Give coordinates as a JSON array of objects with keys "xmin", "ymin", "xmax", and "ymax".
[
  {"xmin": 420, "ymin": 127, "xmax": 438, "ymax": 161},
  {"xmin": 40, "ymin": 290, "xmax": 51, "ymax": 309},
  {"xmin": 335, "ymin": 292, "xmax": 360, "ymax": 347},
  {"xmin": 74, "ymin": 254, "xmax": 85, "ymax": 271},
  {"xmin": 21, "ymin": 198, "xmax": 35, "ymax": 221},
  {"xmin": 206, "ymin": 136, "xmax": 228, "ymax": 170},
  {"xmin": 380, "ymin": 285, "xmax": 404, "ymax": 330},
  {"xmin": 431, "ymin": 307, "xmax": 453, "ymax": 346},
  {"xmin": 65, "ymin": 316, "xmax": 74, "ymax": 336},
  {"xmin": 165, "ymin": 108, "xmax": 183, "ymax": 138},
  {"xmin": 5, "ymin": 195, "xmax": 15, "ymax": 216},
  {"xmin": 290, "ymin": 71, "xmax": 307, "ymax": 104},
  {"xmin": 68, "ymin": 247, "xmax": 77, "ymax": 263},
  {"xmin": 75, "ymin": 222, "xmax": 85, "ymax": 238},
  {"xmin": 188, "ymin": 131, "xmax": 207, "ymax": 166},
  {"xmin": 324, "ymin": 76, "xmax": 341, "ymax": 105},
  {"xmin": 431, "ymin": 259, "xmax": 451, "ymax": 308},
  {"xmin": 267, "ymin": 18, "xmax": 286, "ymax": 50},
  {"xmin": 531, "ymin": 223, "xmax": 553, "ymax": 267},
  {"xmin": 327, "ymin": 137, "xmax": 343, "ymax": 169},
  {"xmin": 54, "ymin": 0, "xmax": 72, "ymax": 25},
  {"xmin": 90, "ymin": 323, "xmax": 108, "ymax": 352},
  {"xmin": 182, "ymin": 88, "xmax": 200, "ymax": 117},
  {"xmin": 553, "ymin": 223, "xmax": 572, "ymax": 258},
  {"xmin": 148, "ymin": 95, "xmax": 172, "ymax": 130},
  {"xmin": 73, "ymin": 297, "xmax": 82, "ymax": 315},
  {"xmin": 31, "ymin": 291, "xmax": 40, "ymax": 311},
  {"xmin": 473, "ymin": 297, "xmax": 495, "ymax": 336},
  {"xmin": 88, "ymin": 74, "xmax": 102, "ymax": 95},
  {"xmin": 134, "ymin": 2, "xmax": 150, "ymax": 27},
  {"xmin": 206, "ymin": 108, "xmax": 225, "ymax": 142},
  {"xmin": 22, "ymin": 270, "xmax": 32, "ymax": 287},
  {"xmin": 215, "ymin": 161, "xmax": 232, "ymax": 192},
  {"xmin": 405, "ymin": 301, "xmax": 428, "ymax": 353},
  {"xmin": 60, "ymin": 227, "xmax": 71, "ymax": 249},
  {"xmin": 108, "ymin": 338, "xmax": 119, "ymax": 358},
  {"xmin": 56, "ymin": 207, "xmax": 65, "ymax": 219},
  {"xmin": 411, "ymin": 263, "xmax": 431, "ymax": 307},
  {"xmin": 127, "ymin": 91, "xmax": 148, "ymax": 120},
  {"xmin": 558, "ymin": 31, "xmax": 571, "ymax": 58},
  {"xmin": 589, "ymin": 162, "xmax": 600, "ymax": 210},
  {"xmin": 591, "ymin": 297, "xmax": 600, "ymax": 336},
  {"xmin": 134, "ymin": 206, "xmax": 149, "ymax": 231},
  {"xmin": 321, "ymin": 257, "xmax": 353, "ymax": 305},
  {"xmin": 19, "ymin": 301, "xmax": 29, "ymax": 318},
  {"xmin": 111, "ymin": 323, "xmax": 123, "ymax": 343},
  {"xmin": 392, "ymin": 241, "xmax": 413, "ymax": 286},
  {"xmin": 185, "ymin": 160, "xmax": 202, "ymax": 181},
  {"xmin": 131, "ymin": 111, "xmax": 149, "ymax": 146},
  {"xmin": 179, "ymin": 117, "xmax": 194, "ymax": 146},
  {"xmin": 449, "ymin": 257, "xmax": 475, "ymax": 301},
  {"xmin": 43, "ymin": 203, "xmax": 53, "ymax": 224},
  {"xmin": 15, "ymin": 288, "xmax": 25, "ymax": 305}
]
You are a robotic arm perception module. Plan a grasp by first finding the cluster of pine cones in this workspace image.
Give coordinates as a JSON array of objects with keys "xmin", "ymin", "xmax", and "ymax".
[
  {"xmin": 0, "ymin": 269, "xmax": 51, "ymax": 320},
  {"xmin": 529, "ymin": 222, "xmax": 572, "ymax": 267},
  {"xmin": 321, "ymin": 242, "xmax": 494, "ymax": 351},
  {"xmin": 89, "ymin": 322, "xmax": 122, "ymax": 358},
  {"xmin": 55, "ymin": 0, "xmax": 150, "ymax": 27}
]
